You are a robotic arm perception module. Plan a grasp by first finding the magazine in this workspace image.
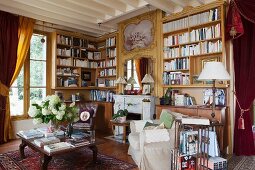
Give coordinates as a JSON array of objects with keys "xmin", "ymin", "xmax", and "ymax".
[
  {"xmin": 44, "ymin": 142, "xmax": 72, "ymax": 153},
  {"xmin": 34, "ymin": 136, "xmax": 60, "ymax": 147}
]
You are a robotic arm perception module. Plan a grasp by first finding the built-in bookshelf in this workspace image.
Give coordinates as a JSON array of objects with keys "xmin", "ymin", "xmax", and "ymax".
[
  {"xmin": 162, "ymin": 2, "xmax": 226, "ymax": 88},
  {"xmin": 52, "ymin": 32, "xmax": 118, "ymax": 102}
]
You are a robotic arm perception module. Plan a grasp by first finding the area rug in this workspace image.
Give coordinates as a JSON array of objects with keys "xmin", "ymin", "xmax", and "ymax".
[
  {"xmin": 228, "ymin": 155, "xmax": 255, "ymax": 170},
  {"xmin": 0, "ymin": 147, "xmax": 137, "ymax": 170}
]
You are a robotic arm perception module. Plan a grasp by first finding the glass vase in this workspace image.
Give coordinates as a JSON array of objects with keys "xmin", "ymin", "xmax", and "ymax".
[{"xmin": 49, "ymin": 120, "xmax": 59, "ymax": 132}]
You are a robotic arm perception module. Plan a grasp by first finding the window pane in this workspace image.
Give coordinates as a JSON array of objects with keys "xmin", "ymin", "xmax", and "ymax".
[
  {"xmin": 127, "ymin": 60, "xmax": 132, "ymax": 69},
  {"xmin": 30, "ymin": 88, "xmax": 46, "ymax": 103},
  {"xmin": 127, "ymin": 70, "xmax": 132, "ymax": 79},
  {"xmin": 10, "ymin": 87, "xmax": 24, "ymax": 116},
  {"xmin": 30, "ymin": 34, "xmax": 47, "ymax": 60},
  {"xmin": 12, "ymin": 67, "xmax": 24, "ymax": 88},
  {"xmin": 30, "ymin": 60, "xmax": 46, "ymax": 86},
  {"xmin": 133, "ymin": 71, "xmax": 140, "ymax": 89}
]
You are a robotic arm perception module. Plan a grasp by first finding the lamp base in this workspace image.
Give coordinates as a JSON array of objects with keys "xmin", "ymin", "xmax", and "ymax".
[{"xmin": 210, "ymin": 117, "xmax": 219, "ymax": 124}]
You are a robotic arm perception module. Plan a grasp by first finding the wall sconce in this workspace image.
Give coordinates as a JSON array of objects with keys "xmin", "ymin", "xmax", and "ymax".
[
  {"xmin": 116, "ymin": 76, "xmax": 127, "ymax": 94},
  {"xmin": 141, "ymin": 74, "xmax": 154, "ymax": 95}
]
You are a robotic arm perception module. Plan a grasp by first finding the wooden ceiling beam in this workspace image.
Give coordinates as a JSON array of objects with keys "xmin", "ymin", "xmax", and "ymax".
[
  {"xmin": 144, "ymin": 0, "xmax": 174, "ymax": 14},
  {"xmin": 93, "ymin": 0, "xmax": 127, "ymax": 13}
]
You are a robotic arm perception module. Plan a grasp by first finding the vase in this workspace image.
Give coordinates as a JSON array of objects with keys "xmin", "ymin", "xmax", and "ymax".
[
  {"xmin": 66, "ymin": 122, "xmax": 73, "ymax": 138},
  {"xmin": 49, "ymin": 120, "xmax": 59, "ymax": 133},
  {"xmin": 117, "ymin": 116, "xmax": 126, "ymax": 123}
]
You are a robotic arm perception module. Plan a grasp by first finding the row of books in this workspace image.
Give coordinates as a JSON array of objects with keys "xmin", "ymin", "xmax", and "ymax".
[
  {"xmin": 96, "ymin": 78, "xmax": 116, "ymax": 87},
  {"xmin": 162, "ymin": 71, "xmax": 190, "ymax": 85},
  {"xmin": 107, "ymin": 48, "xmax": 116, "ymax": 58},
  {"xmin": 57, "ymin": 35, "xmax": 72, "ymax": 45},
  {"xmin": 181, "ymin": 44, "xmax": 200, "ymax": 57},
  {"xmin": 57, "ymin": 58, "xmax": 72, "ymax": 66},
  {"xmin": 163, "ymin": 47, "xmax": 179, "ymax": 58},
  {"xmin": 90, "ymin": 90, "xmax": 115, "ymax": 102},
  {"xmin": 175, "ymin": 94, "xmax": 196, "ymax": 106},
  {"xmin": 106, "ymin": 58, "xmax": 116, "ymax": 67},
  {"xmin": 190, "ymin": 24, "xmax": 221, "ymax": 42},
  {"xmin": 106, "ymin": 37, "xmax": 116, "ymax": 47},
  {"xmin": 163, "ymin": 8, "xmax": 220, "ymax": 33},
  {"xmin": 164, "ymin": 58, "xmax": 189, "ymax": 71},
  {"xmin": 74, "ymin": 59, "xmax": 98, "ymax": 68},
  {"xmin": 163, "ymin": 32, "xmax": 189, "ymax": 46},
  {"xmin": 98, "ymin": 68, "xmax": 116, "ymax": 77},
  {"xmin": 57, "ymin": 77, "xmax": 78, "ymax": 87},
  {"xmin": 201, "ymin": 40, "xmax": 222, "ymax": 54},
  {"xmin": 57, "ymin": 48, "xmax": 71, "ymax": 56},
  {"xmin": 180, "ymin": 130, "xmax": 198, "ymax": 155},
  {"xmin": 56, "ymin": 68, "xmax": 79, "ymax": 76}
]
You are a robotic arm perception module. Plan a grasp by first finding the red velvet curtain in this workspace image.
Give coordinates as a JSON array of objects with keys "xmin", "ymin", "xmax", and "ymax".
[
  {"xmin": 140, "ymin": 57, "xmax": 148, "ymax": 81},
  {"xmin": 0, "ymin": 11, "xmax": 19, "ymax": 144},
  {"xmin": 227, "ymin": 0, "xmax": 255, "ymax": 155}
]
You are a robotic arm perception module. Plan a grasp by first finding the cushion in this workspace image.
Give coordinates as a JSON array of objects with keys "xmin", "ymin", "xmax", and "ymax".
[
  {"xmin": 160, "ymin": 109, "xmax": 174, "ymax": 129},
  {"xmin": 144, "ymin": 129, "xmax": 170, "ymax": 143},
  {"xmin": 144, "ymin": 122, "xmax": 165, "ymax": 130},
  {"xmin": 133, "ymin": 120, "xmax": 153, "ymax": 133}
]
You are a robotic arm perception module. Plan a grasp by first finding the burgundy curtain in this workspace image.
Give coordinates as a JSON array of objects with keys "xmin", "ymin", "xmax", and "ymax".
[
  {"xmin": 227, "ymin": 0, "xmax": 255, "ymax": 155},
  {"xmin": 0, "ymin": 11, "xmax": 19, "ymax": 144},
  {"xmin": 140, "ymin": 57, "xmax": 148, "ymax": 81}
]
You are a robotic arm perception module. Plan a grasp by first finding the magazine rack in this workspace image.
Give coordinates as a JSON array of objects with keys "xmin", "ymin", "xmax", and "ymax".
[{"xmin": 171, "ymin": 120, "xmax": 224, "ymax": 170}]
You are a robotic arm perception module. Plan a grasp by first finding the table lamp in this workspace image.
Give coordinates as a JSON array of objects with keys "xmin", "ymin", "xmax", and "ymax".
[
  {"xmin": 116, "ymin": 76, "xmax": 127, "ymax": 94},
  {"xmin": 198, "ymin": 62, "xmax": 230, "ymax": 123},
  {"xmin": 141, "ymin": 74, "xmax": 154, "ymax": 94}
]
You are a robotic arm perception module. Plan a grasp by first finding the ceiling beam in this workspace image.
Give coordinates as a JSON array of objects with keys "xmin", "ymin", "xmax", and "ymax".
[
  {"xmin": 93, "ymin": 0, "xmax": 127, "ymax": 13},
  {"xmin": 195, "ymin": 0, "xmax": 205, "ymax": 5},
  {"xmin": 119, "ymin": 0, "xmax": 139, "ymax": 8},
  {"xmin": 13, "ymin": 0, "xmax": 102, "ymax": 22},
  {"xmin": 169, "ymin": 0, "xmax": 188, "ymax": 7},
  {"xmin": 67, "ymin": 0, "xmax": 116, "ymax": 17},
  {"xmin": 0, "ymin": 4, "xmax": 105, "ymax": 36},
  {"xmin": 0, "ymin": 0, "xmax": 111, "ymax": 33},
  {"xmin": 144, "ymin": 0, "xmax": 174, "ymax": 14}
]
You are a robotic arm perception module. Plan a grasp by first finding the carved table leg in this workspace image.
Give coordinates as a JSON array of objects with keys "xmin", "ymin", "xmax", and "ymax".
[
  {"xmin": 19, "ymin": 140, "xmax": 27, "ymax": 159},
  {"xmin": 89, "ymin": 145, "xmax": 98, "ymax": 163},
  {"xmin": 40, "ymin": 154, "xmax": 52, "ymax": 170}
]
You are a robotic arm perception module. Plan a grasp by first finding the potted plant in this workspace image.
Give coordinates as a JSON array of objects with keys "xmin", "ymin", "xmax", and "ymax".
[{"xmin": 112, "ymin": 109, "xmax": 128, "ymax": 123}]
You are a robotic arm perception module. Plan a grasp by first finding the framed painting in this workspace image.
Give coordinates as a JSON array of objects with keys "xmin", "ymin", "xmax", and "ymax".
[
  {"xmin": 123, "ymin": 20, "xmax": 153, "ymax": 51},
  {"xmin": 82, "ymin": 71, "xmax": 91, "ymax": 81}
]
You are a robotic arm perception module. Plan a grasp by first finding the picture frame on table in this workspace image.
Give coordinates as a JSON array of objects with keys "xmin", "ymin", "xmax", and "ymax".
[{"xmin": 142, "ymin": 84, "xmax": 150, "ymax": 95}]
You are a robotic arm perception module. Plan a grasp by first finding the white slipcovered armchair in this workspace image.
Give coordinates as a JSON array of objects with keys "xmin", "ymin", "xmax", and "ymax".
[{"xmin": 128, "ymin": 119, "xmax": 175, "ymax": 170}]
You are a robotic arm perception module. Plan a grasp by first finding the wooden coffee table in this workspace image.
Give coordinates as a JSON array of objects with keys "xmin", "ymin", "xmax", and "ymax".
[{"xmin": 17, "ymin": 133, "xmax": 97, "ymax": 170}]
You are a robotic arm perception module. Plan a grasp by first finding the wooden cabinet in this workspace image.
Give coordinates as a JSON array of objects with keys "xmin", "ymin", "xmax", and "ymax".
[
  {"xmin": 156, "ymin": 104, "xmax": 229, "ymax": 153},
  {"xmin": 161, "ymin": 1, "xmax": 227, "ymax": 88}
]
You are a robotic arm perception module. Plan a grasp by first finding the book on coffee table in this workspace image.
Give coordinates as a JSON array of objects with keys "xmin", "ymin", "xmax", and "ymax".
[
  {"xmin": 44, "ymin": 142, "xmax": 72, "ymax": 153},
  {"xmin": 18, "ymin": 129, "xmax": 44, "ymax": 139},
  {"xmin": 34, "ymin": 136, "xmax": 60, "ymax": 147}
]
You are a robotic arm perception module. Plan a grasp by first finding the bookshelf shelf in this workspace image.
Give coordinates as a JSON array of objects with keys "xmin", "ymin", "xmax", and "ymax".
[{"xmin": 162, "ymin": 84, "xmax": 229, "ymax": 88}]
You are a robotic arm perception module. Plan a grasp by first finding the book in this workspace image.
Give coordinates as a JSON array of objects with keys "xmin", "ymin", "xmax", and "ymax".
[
  {"xmin": 36, "ymin": 127, "xmax": 54, "ymax": 137},
  {"xmin": 199, "ymin": 130, "xmax": 220, "ymax": 157},
  {"xmin": 34, "ymin": 136, "xmax": 60, "ymax": 147},
  {"xmin": 198, "ymin": 157, "xmax": 227, "ymax": 170},
  {"xmin": 19, "ymin": 129, "xmax": 44, "ymax": 139},
  {"xmin": 181, "ymin": 116, "xmax": 210, "ymax": 125},
  {"xmin": 67, "ymin": 138, "xmax": 90, "ymax": 147},
  {"xmin": 178, "ymin": 155, "xmax": 196, "ymax": 170},
  {"xmin": 44, "ymin": 142, "xmax": 72, "ymax": 153}
]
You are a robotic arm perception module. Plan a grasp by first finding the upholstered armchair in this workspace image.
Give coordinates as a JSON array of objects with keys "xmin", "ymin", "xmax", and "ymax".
[
  {"xmin": 128, "ymin": 109, "xmax": 184, "ymax": 170},
  {"xmin": 72, "ymin": 102, "xmax": 98, "ymax": 136}
]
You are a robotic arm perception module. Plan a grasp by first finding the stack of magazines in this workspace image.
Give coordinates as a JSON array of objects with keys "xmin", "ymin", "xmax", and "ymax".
[
  {"xmin": 19, "ymin": 129, "xmax": 44, "ymax": 139},
  {"xmin": 34, "ymin": 136, "xmax": 60, "ymax": 147},
  {"xmin": 67, "ymin": 138, "xmax": 90, "ymax": 147},
  {"xmin": 44, "ymin": 142, "xmax": 72, "ymax": 153}
]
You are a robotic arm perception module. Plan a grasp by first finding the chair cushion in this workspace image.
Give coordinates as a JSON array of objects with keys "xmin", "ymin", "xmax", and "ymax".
[
  {"xmin": 128, "ymin": 132, "xmax": 140, "ymax": 150},
  {"xmin": 160, "ymin": 109, "xmax": 174, "ymax": 129},
  {"xmin": 143, "ymin": 122, "xmax": 165, "ymax": 130},
  {"xmin": 144, "ymin": 129, "xmax": 170, "ymax": 143}
]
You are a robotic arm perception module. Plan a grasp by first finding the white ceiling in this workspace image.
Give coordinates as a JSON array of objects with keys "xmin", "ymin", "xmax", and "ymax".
[{"xmin": 0, "ymin": 0, "xmax": 215, "ymax": 37}]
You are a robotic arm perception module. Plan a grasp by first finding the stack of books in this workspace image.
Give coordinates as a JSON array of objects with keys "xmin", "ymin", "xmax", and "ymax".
[
  {"xmin": 44, "ymin": 142, "xmax": 72, "ymax": 153},
  {"xmin": 34, "ymin": 136, "xmax": 60, "ymax": 147},
  {"xmin": 67, "ymin": 138, "xmax": 90, "ymax": 147},
  {"xmin": 19, "ymin": 129, "xmax": 44, "ymax": 139}
]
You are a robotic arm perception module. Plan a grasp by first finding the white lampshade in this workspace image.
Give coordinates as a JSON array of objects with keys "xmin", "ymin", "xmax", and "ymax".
[
  {"xmin": 141, "ymin": 74, "xmax": 154, "ymax": 83},
  {"xmin": 127, "ymin": 77, "xmax": 137, "ymax": 84},
  {"xmin": 116, "ymin": 77, "xmax": 127, "ymax": 84},
  {"xmin": 198, "ymin": 62, "xmax": 230, "ymax": 81}
]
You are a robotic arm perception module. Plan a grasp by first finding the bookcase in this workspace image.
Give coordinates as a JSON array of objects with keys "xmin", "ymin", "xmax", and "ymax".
[
  {"xmin": 162, "ymin": 1, "xmax": 227, "ymax": 89},
  {"xmin": 51, "ymin": 31, "xmax": 117, "ymax": 102}
]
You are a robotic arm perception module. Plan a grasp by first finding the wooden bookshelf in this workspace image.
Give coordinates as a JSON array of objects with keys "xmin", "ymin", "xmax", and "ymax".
[{"xmin": 162, "ymin": 1, "xmax": 226, "ymax": 88}]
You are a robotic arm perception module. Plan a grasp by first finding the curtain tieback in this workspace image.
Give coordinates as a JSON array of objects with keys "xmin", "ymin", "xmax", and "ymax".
[
  {"xmin": 233, "ymin": 91, "xmax": 250, "ymax": 130},
  {"xmin": 0, "ymin": 81, "xmax": 9, "ymax": 97}
]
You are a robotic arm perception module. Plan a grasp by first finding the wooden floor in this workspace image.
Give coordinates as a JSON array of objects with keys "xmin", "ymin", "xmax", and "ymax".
[{"xmin": 0, "ymin": 130, "xmax": 139, "ymax": 170}]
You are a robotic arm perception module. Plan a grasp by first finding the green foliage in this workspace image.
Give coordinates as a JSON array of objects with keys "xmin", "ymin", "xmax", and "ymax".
[{"xmin": 112, "ymin": 109, "xmax": 128, "ymax": 120}]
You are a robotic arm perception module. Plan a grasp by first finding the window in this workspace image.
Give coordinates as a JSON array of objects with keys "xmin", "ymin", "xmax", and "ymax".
[
  {"xmin": 126, "ymin": 60, "xmax": 140, "ymax": 90},
  {"xmin": 10, "ymin": 33, "xmax": 47, "ymax": 117}
]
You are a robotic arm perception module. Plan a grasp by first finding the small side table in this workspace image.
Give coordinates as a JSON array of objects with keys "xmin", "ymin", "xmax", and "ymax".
[{"xmin": 109, "ymin": 120, "xmax": 130, "ymax": 144}]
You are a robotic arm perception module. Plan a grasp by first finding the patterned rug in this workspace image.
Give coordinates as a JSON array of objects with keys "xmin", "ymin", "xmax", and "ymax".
[
  {"xmin": 228, "ymin": 155, "xmax": 255, "ymax": 170},
  {"xmin": 0, "ymin": 147, "xmax": 137, "ymax": 170}
]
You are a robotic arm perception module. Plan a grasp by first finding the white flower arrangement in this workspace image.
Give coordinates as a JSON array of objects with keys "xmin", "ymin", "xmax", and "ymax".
[{"xmin": 28, "ymin": 95, "xmax": 79, "ymax": 125}]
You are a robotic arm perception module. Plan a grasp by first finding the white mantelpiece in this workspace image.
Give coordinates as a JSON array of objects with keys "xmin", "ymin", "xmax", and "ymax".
[{"xmin": 113, "ymin": 95, "xmax": 155, "ymax": 120}]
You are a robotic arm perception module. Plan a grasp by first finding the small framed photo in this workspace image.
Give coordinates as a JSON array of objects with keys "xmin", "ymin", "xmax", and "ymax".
[
  {"xmin": 82, "ymin": 71, "xmax": 91, "ymax": 81},
  {"xmin": 142, "ymin": 84, "xmax": 150, "ymax": 95}
]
